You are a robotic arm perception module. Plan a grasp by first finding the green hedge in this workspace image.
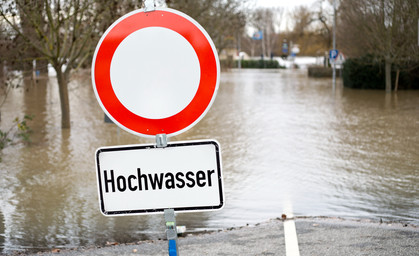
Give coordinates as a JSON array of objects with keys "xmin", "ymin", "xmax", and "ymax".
[
  {"xmin": 343, "ymin": 55, "xmax": 419, "ymax": 90},
  {"xmin": 236, "ymin": 59, "xmax": 284, "ymax": 69},
  {"xmin": 308, "ymin": 66, "xmax": 342, "ymax": 77},
  {"xmin": 221, "ymin": 59, "xmax": 284, "ymax": 69}
]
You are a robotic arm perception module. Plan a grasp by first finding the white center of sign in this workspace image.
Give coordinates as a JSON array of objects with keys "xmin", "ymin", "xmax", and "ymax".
[{"xmin": 110, "ymin": 27, "xmax": 200, "ymax": 119}]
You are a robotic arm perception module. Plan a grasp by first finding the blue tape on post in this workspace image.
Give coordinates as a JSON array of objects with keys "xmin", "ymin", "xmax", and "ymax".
[{"xmin": 168, "ymin": 239, "xmax": 177, "ymax": 256}]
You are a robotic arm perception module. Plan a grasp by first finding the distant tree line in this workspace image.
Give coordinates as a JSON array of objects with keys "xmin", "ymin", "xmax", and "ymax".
[
  {"xmin": 241, "ymin": 1, "xmax": 336, "ymax": 58},
  {"xmin": 243, "ymin": 0, "xmax": 419, "ymax": 91},
  {"xmin": 338, "ymin": 0, "xmax": 419, "ymax": 92},
  {"xmin": 0, "ymin": 0, "xmax": 247, "ymax": 129},
  {"xmin": 1, "ymin": 0, "xmax": 417, "ymax": 131}
]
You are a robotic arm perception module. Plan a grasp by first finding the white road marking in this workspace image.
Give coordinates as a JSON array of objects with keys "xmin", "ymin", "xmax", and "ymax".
[{"xmin": 284, "ymin": 216, "xmax": 300, "ymax": 256}]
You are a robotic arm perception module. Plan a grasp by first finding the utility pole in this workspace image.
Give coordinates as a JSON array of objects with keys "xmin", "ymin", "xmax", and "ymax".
[
  {"xmin": 332, "ymin": 0, "xmax": 337, "ymax": 90},
  {"xmin": 237, "ymin": 32, "xmax": 241, "ymax": 69}
]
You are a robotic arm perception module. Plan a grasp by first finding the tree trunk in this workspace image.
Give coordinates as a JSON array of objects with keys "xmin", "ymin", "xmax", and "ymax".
[
  {"xmin": 385, "ymin": 57, "xmax": 392, "ymax": 93},
  {"xmin": 55, "ymin": 67, "xmax": 71, "ymax": 129},
  {"xmin": 394, "ymin": 69, "xmax": 400, "ymax": 92},
  {"xmin": 36, "ymin": 59, "xmax": 49, "ymax": 76},
  {"xmin": 0, "ymin": 61, "xmax": 3, "ymax": 80}
]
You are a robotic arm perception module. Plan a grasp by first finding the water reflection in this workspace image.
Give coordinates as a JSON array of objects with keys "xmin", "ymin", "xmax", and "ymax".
[
  {"xmin": 0, "ymin": 69, "xmax": 418, "ymax": 253},
  {"xmin": 327, "ymin": 88, "xmax": 418, "ymax": 221}
]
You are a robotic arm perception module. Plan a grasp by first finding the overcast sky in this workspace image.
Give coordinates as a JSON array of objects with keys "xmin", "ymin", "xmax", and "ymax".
[
  {"xmin": 249, "ymin": 0, "xmax": 320, "ymax": 31},
  {"xmin": 254, "ymin": 0, "xmax": 317, "ymax": 9}
]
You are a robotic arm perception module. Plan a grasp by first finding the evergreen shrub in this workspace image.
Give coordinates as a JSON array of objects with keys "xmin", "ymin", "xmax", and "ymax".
[
  {"xmin": 343, "ymin": 55, "xmax": 419, "ymax": 90},
  {"xmin": 235, "ymin": 59, "xmax": 284, "ymax": 69}
]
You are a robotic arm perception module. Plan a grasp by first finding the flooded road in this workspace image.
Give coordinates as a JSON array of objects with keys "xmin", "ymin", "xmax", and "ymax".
[{"xmin": 0, "ymin": 69, "xmax": 418, "ymax": 253}]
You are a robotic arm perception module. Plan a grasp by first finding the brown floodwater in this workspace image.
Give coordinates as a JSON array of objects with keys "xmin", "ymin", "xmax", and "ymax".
[{"xmin": 0, "ymin": 69, "xmax": 418, "ymax": 253}]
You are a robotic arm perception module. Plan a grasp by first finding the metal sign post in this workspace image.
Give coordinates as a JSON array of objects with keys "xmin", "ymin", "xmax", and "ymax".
[
  {"xmin": 332, "ymin": 0, "xmax": 337, "ymax": 90},
  {"xmin": 156, "ymin": 134, "xmax": 179, "ymax": 256},
  {"xmin": 92, "ymin": 2, "xmax": 222, "ymax": 256},
  {"xmin": 95, "ymin": 138, "xmax": 223, "ymax": 256},
  {"xmin": 164, "ymin": 209, "xmax": 179, "ymax": 256}
]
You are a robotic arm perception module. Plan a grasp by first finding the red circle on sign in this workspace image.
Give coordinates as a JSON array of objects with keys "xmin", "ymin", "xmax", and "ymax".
[{"xmin": 92, "ymin": 8, "xmax": 219, "ymax": 138}]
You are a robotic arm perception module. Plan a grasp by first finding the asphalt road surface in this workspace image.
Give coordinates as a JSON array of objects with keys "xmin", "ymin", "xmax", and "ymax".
[{"xmin": 18, "ymin": 217, "xmax": 419, "ymax": 256}]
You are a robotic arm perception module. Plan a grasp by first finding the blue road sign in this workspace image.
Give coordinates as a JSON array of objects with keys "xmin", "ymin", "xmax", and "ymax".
[{"xmin": 329, "ymin": 49, "xmax": 339, "ymax": 60}]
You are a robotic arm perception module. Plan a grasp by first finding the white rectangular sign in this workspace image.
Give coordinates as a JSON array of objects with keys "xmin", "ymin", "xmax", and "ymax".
[{"xmin": 95, "ymin": 140, "xmax": 224, "ymax": 216}]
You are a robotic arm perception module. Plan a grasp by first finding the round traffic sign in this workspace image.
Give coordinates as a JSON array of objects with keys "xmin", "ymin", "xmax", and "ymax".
[{"xmin": 92, "ymin": 8, "xmax": 220, "ymax": 138}]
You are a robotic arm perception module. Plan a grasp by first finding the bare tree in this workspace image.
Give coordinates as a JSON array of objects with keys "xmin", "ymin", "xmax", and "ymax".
[
  {"xmin": 165, "ymin": 0, "xmax": 247, "ymax": 54},
  {"xmin": 0, "ymin": 0, "xmax": 111, "ymax": 128},
  {"xmin": 290, "ymin": 6, "xmax": 315, "ymax": 38},
  {"xmin": 286, "ymin": 5, "xmax": 318, "ymax": 55},
  {"xmin": 339, "ymin": 0, "xmax": 419, "ymax": 92},
  {"xmin": 250, "ymin": 7, "xmax": 284, "ymax": 58},
  {"xmin": 313, "ymin": 0, "xmax": 335, "ymax": 49}
]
